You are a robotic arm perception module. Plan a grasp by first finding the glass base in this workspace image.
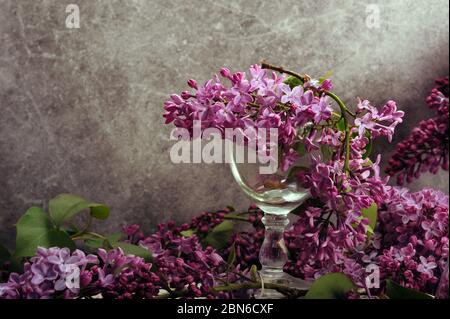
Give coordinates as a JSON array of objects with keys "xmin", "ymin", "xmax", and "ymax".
[{"xmin": 257, "ymin": 268, "xmax": 312, "ymax": 299}]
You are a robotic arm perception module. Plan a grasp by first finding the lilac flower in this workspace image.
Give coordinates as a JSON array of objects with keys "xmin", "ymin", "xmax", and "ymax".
[
  {"xmin": 417, "ymin": 256, "xmax": 437, "ymax": 277},
  {"xmin": 310, "ymin": 96, "xmax": 332, "ymax": 123},
  {"xmin": 355, "ymin": 100, "xmax": 404, "ymax": 142},
  {"xmin": 280, "ymin": 83, "xmax": 304, "ymax": 105},
  {"xmin": 257, "ymin": 108, "xmax": 281, "ymax": 128},
  {"xmin": 318, "ymin": 128, "xmax": 342, "ymax": 147}
]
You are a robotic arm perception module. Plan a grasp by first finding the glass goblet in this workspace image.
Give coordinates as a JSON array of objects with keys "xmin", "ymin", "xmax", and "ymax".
[{"xmin": 228, "ymin": 143, "xmax": 312, "ymax": 298}]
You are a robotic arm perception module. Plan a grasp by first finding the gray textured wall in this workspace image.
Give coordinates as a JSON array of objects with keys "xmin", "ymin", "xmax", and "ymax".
[{"xmin": 0, "ymin": 0, "xmax": 449, "ymax": 248}]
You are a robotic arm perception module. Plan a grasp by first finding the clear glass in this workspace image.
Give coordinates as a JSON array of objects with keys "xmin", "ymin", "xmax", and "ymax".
[{"xmin": 228, "ymin": 143, "xmax": 312, "ymax": 298}]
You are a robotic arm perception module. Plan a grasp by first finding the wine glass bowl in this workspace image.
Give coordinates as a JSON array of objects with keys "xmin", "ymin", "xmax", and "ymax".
[{"xmin": 229, "ymin": 153, "xmax": 310, "ymax": 215}]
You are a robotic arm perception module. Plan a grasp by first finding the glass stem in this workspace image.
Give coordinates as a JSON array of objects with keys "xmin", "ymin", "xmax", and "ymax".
[{"xmin": 259, "ymin": 214, "xmax": 289, "ymax": 277}]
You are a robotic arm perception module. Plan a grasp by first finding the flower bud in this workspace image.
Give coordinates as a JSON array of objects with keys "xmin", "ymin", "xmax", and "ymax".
[
  {"xmin": 187, "ymin": 79, "xmax": 198, "ymax": 89},
  {"xmin": 321, "ymin": 79, "xmax": 333, "ymax": 91},
  {"xmin": 220, "ymin": 67, "xmax": 231, "ymax": 79},
  {"xmin": 170, "ymin": 94, "xmax": 184, "ymax": 105},
  {"xmin": 181, "ymin": 91, "xmax": 191, "ymax": 99}
]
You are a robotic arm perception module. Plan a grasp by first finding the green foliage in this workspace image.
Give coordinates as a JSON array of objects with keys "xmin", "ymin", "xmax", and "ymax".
[
  {"xmin": 305, "ymin": 273, "xmax": 355, "ymax": 299},
  {"xmin": 180, "ymin": 229, "xmax": 196, "ymax": 237},
  {"xmin": 284, "ymin": 75, "xmax": 304, "ymax": 88},
  {"xmin": 84, "ymin": 233, "xmax": 121, "ymax": 250},
  {"xmin": 296, "ymin": 142, "xmax": 307, "ymax": 157},
  {"xmin": 110, "ymin": 241, "xmax": 153, "ymax": 262},
  {"xmin": 361, "ymin": 202, "xmax": 378, "ymax": 240},
  {"xmin": 10, "ymin": 194, "xmax": 112, "ymax": 259},
  {"xmin": 203, "ymin": 220, "xmax": 234, "ymax": 250},
  {"xmin": 227, "ymin": 243, "xmax": 236, "ymax": 267},
  {"xmin": 386, "ymin": 280, "xmax": 433, "ymax": 299},
  {"xmin": 49, "ymin": 194, "xmax": 109, "ymax": 228},
  {"xmin": 331, "ymin": 112, "xmax": 346, "ymax": 131},
  {"xmin": 82, "ymin": 232, "xmax": 151, "ymax": 261},
  {"xmin": 15, "ymin": 207, "xmax": 75, "ymax": 257}
]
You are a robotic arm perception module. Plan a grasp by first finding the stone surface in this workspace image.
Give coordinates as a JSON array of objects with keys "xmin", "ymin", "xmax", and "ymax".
[{"xmin": 0, "ymin": 0, "xmax": 448, "ymax": 247}]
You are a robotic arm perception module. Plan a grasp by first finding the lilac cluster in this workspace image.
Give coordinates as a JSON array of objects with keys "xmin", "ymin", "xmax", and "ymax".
[
  {"xmin": 284, "ymin": 204, "xmax": 368, "ymax": 282},
  {"xmin": 1, "ymin": 191, "xmax": 448, "ymax": 299},
  {"xmin": 138, "ymin": 222, "xmax": 227, "ymax": 298},
  {"xmin": 0, "ymin": 247, "xmax": 97, "ymax": 299},
  {"xmin": 373, "ymin": 187, "xmax": 449, "ymax": 293},
  {"xmin": 226, "ymin": 230, "xmax": 264, "ymax": 270},
  {"xmin": 297, "ymin": 100, "xmax": 403, "ymax": 227},
  {"xmin": 87, "ymin": 248, "xmax": 161, "ymax": 299},
  {"xmin": 387, "ymin": 76, "xmax": 449, "ymax": 185},
  {"xmin": 164, "ymin": 64, "xmax": 335, "ymax": 168},
  {"xmin": 299, "ymin": 153, "xmax": 387, "ymax": 218},
  {"xmin": 284, "ymin": 187, "xmax": 449, "ymax": 296},
  {"xmin": 189, "ymin": 208, "xmax": 231, "ymax": 236}
]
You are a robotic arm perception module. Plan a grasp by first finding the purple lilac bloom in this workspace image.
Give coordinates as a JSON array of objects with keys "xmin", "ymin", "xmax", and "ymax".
[
  {"xmin": 0, "ymin": 247, "xmax": 98, "ymax": 299},
  {"xmin": 386, "ymin": 77, "xmax": 449, "ymax": 185}
]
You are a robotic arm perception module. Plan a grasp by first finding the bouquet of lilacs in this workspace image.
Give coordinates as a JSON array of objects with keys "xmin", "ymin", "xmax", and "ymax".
[
  {"xmin": 0, "ymin": 64, "xmax": 448, "ymax": 299},
  {"xmin": 164, "ymin": 61, "xmax": 405, "ymax": 266}
]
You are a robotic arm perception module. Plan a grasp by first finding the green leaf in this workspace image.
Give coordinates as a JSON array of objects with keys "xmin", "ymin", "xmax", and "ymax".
[
  {"xmin": 305, "ymin": 273, "xmax": 356, "ymax": 299},
  {"xmin": 15, "ymin": 207, "xmax": 75, "ymax": 257},
  {"xmin": 49, "ymin": 194, "xmax": 109, "ymax": 227},
  {"xmin": 331, "ymin": 112, "xmax": 346, "ymax": 131},
  {"xmin": 107, "ymin": 233, "xmax": 122, "ymax": 243},
  {"xmin": 203, "ymin": 220, "xmax": 234, "ymax": 250},
  {"xmin": 361, "ymin": 203, "xmax": 378, "ymax": 240},
  {"xmin": 227, "ymin": 243, "xmax": 236, "ymax": 267},
  {"xmin": 110, "ymin": 242, "xmax": 153, "ymax": 262},
  {"xmin": 386, "ymin": 280, "xmax": 433, "ymax": 299},
  {"xmin": 296, "ymin": 142, "xmax": 307, "ymax": 157},
  {"xmin": 180, "ymin": 229, "xmax": 196, "ymax": 237},
  {"xmin": 336, "ymin": 117, "xmax": 346, "ymax": 131},
  {"xmin": 284, "ymin": 75, "xmax": 304, "ymax": 89},
  {"xmin": 84, "ymin": 237, "xmax": 107, "ymax": 250},
  {"xmin": 61, "ymin": 224, "xmax": 80, "ymax": 236},
  {"xmin": 84, "ymin": 233, "xmax": 122, "ymax": 250}
]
